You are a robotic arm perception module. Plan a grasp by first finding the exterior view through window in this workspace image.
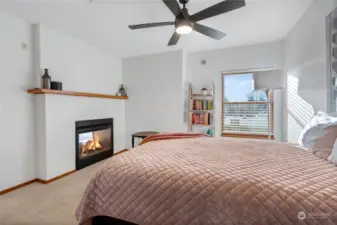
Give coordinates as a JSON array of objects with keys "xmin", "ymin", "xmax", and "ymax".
[{"xmin": 222, "ymin": 73, "xmax": 273, "ymax": 138}]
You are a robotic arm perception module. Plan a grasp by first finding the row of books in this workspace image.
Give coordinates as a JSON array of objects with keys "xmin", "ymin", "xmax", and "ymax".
[
  {"xmin": 192, "ymin": 100, "xmax": 214, "ymax": 110},
  {"xmin": 192, "ymin": 113, "xmax": 213, "ymax": 125}
]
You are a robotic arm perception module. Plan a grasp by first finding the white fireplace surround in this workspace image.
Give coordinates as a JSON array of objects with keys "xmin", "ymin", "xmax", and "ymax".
[
  {"xmin": 35, "ymin": 95, "xmax": 125, "ymax": 180},
  {"xmin": 33, "ymin": 25, "xmax": 126, "ymax": 181}
]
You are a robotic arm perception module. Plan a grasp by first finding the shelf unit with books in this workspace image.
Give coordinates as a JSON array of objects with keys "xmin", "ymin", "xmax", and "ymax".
[{"xmin": 188, "ymin": 82, "xmax": 215, "ymax": 136}]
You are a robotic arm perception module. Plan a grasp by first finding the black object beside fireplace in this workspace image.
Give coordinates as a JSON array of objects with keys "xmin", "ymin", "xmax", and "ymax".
[{"xmin": 76, "ymin": 118, "xmax": 114, "ymax": 170}]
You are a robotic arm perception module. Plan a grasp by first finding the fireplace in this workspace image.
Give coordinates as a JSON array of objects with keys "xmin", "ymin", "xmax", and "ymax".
[{"xmin": 76, "ymin": 118, "xmax": 114, "ymax": 170}]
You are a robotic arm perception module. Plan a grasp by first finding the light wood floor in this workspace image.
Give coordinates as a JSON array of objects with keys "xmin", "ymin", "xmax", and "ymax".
[{"xmin": 0, "ymin": 162, "xmax": 102, "ymax": 225}]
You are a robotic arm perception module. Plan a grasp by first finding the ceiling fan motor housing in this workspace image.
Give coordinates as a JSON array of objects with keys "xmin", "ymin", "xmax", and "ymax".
[
  {"xmin": 175, "ymin": 18, "xmax": 194, "ymax": 30},
  {"xmin": 176, "ymin": 7, "xmax": 191, "ymax": 21}
]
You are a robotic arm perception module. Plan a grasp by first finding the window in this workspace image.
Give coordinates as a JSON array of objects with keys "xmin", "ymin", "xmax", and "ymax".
[{"xmin": 222, "ymin": 73, "xmax": 274, "ymax": 139}]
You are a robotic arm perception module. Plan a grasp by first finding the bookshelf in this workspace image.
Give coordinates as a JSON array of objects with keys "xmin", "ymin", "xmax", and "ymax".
[{"xmin": 188, "ymin": 82, "xmax": 215, "ymax": 136}]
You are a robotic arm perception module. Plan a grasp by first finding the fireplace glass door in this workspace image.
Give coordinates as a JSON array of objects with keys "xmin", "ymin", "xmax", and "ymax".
[
  {"xmin": 79, "ymin": 127, "xmax": 112, "ymax": 158},
  {"xmin": 75, "ymin": 118, "xmax": 114, "ymax": 170}
]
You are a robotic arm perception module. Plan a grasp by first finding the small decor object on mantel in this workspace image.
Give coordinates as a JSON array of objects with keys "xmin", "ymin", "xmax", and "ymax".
[
  {"xmin": 41, "ymin": 69, "xmax": 51, "ymax": 89},
  {"xmin": 118, "ymin": 84, "xmax": 127, "ymax": 97},
  {"xmin": 51, "ymin": 81, "xmax": 62, "ymax": 91},
  {"xmin": 201, "ymin": 88, "xmax": 208, "ymax": 96}
]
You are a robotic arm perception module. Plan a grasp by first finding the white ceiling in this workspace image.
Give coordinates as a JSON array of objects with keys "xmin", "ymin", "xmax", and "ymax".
[{"xmin": 0, "ymin": 0, "xmax": 314, "ymax": 58}]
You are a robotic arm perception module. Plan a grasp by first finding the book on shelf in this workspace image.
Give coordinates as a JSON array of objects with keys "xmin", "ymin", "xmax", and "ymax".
[
  {"xmin": 192, "ymin": 99, "xmax": 214, "ymax": 110},
  {"xmin": 191, "ymin": 112, "xmax": 213, "ymax": 125}
]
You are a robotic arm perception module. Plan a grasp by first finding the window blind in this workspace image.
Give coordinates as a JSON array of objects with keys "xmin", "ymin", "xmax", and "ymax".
[{"xmin": 222, "ymin": 74, "xmax": 274, "ymax": 138}]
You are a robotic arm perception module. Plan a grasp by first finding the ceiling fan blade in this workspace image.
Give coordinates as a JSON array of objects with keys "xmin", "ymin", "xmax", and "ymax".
[
  {"xmin": 190, "ymin": 0, "xmax": 246, "ymax": 22},
  {"xmin": 193, "ymin": 23, "xmax": 226, "ymax": 40},
  {"xmin": 162, "ymin": 0, "xmax": 183, "ymax": 17},
  {"xmin": 129, "ymin": 22, "xmax": 174, "ymax": 30},
  {"xmin": 168, "ymin": 32, "xmax": 181, "ymax": 46}
]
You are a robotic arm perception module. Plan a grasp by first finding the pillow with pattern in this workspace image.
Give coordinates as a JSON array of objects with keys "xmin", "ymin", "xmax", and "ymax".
[{"xmin": 311, "ymin": 125, "xmax": 337, "ymax": 160}]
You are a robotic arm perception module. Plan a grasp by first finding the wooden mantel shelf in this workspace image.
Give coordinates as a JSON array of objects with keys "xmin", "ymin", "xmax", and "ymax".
[{"xmin": 27, "ymin": 88, "xmax": 128, "ymax": 100}]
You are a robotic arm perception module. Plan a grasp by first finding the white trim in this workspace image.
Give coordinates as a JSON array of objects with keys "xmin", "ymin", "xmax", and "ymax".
[{"xmin": 221, "ymin": 67, "xmax": 277, "ymax": 75}]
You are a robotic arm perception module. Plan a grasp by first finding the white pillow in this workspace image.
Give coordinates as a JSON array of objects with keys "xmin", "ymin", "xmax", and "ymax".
[
  {"xmin": 328, "ymin": 139, "xmax": 337, "ymax": 166},
  {"xmin": 328, "ymin": 112, "xmax": 337, "ymax": 117},
  {"xmin": 298, "ymin": 111, "xmax": 337, "ymax": 147}
]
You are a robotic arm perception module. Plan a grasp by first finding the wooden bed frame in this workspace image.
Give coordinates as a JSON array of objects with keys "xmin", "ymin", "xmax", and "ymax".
[{"xmin": 92, "ymin": 216, "xmax": 137, "ymax": 225}]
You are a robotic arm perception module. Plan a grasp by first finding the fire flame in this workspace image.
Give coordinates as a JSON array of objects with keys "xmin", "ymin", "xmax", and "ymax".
[{"xmin": 81, "ymin": 136, "xmax": 102, "ymax": 155}]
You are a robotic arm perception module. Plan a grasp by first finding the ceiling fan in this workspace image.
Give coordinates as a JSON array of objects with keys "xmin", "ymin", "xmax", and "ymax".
[{"xmin": 128, "ymin": 0, "xmax": 246, "ymax": 46}]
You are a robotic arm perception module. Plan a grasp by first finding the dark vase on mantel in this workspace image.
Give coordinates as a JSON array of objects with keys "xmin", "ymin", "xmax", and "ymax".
[
  {"xmin": 119, "ymin": 84, "xmax": 127, "ymax": 96},
  {"xmin": 41, "ymin": 69, "xmax": 51, "ymax": 89}
]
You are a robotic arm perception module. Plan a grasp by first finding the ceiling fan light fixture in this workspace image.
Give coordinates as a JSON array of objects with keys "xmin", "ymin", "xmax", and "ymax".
[
  {"xmin": 175, "ymin": 20, "xmax": 193, "ymax": 35},
  {"xmin": 176, "ymin": 25, "xmax": 192, "ymax": 35}
]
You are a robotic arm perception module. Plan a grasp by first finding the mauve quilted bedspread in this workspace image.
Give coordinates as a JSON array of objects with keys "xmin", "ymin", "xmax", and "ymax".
[{"xmin": 76, "ymin": 137, "xmax": 337, "ymax": 225}]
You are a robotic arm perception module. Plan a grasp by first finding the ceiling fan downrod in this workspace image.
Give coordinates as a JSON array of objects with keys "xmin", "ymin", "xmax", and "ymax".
[{"xmin": 180, "ymin": 0, "xmax": 189, "ymax": 9}]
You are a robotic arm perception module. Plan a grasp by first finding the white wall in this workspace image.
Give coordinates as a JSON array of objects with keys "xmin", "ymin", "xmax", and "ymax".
[
  {"xmin": 284, "ymin": 0, "xmax": 337, "ymax": 143},
  {"xmin": 123, "ymin": 51, "xmax": 184, "ymax": 149},
  {"xmin": 0, "ymin": 13, "xmax": 36, "ymax": 191},
  {"xmin": 255, "ymin": 70, "xmax": 284, "ymax": 90},
  {"xmin": 34, "ymin": 25, "xmax": 125, "ymax": 180},
  {"xmin": 39, "ymin": 25, "xmax": 122, "ymax": 93},
  {"xmin": 186, "ymin": 42, "xmax": 283, "ymax": 136}
]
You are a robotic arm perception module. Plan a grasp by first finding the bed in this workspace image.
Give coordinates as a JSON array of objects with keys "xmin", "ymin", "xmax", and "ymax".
[{"xmin": 76, "ymin": 136, "xmax": 337, "ymax": 225}]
